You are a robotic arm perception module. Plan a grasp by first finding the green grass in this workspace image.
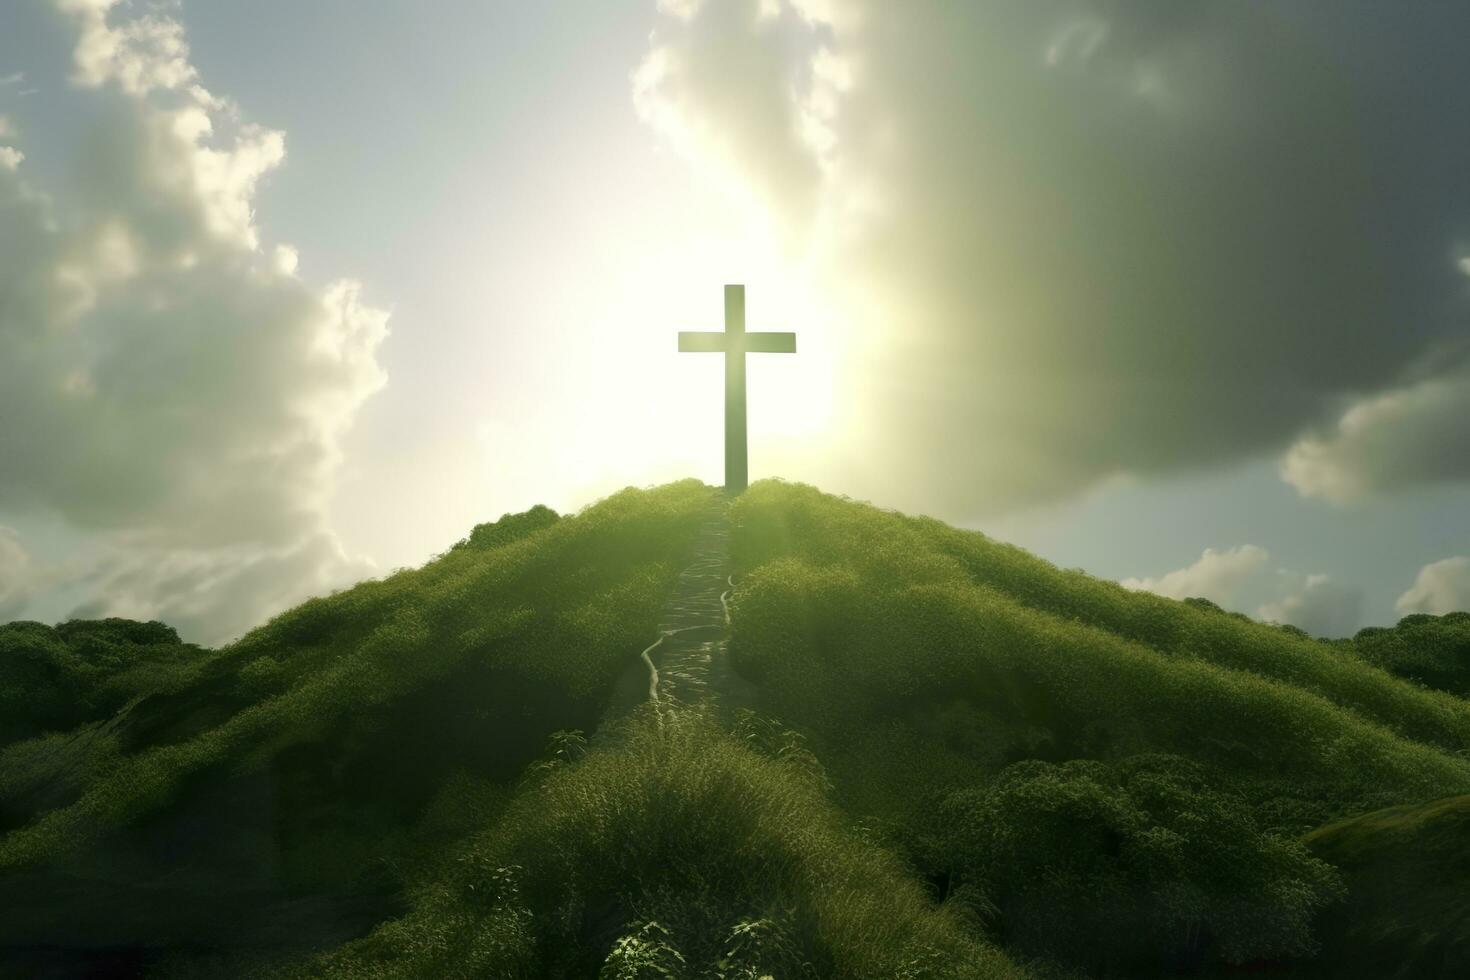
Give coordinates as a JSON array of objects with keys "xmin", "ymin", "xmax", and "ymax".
[
  {"xmin": 723, "ymin": 481, "xmax": 1470, "ymax": 975},
  {"xmin": 292, "ymin": 709, "xmax": 1025, "ymax": 980},
  {"xmin": 3, "ymin": 477, "xmax": 1467, "ymax": 978},
  {"xmin": 1306, "ymin": 794, "xmax": 1470, "ymax": 978},
  {"xmin": 0, "ymin": 480, "xmax": 717, "ymax": 960}
]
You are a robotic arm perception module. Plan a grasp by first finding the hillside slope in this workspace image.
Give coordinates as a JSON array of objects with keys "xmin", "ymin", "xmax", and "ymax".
[
  {"xmin": 1, "ymin": 479, "xmax": 1466, "ymax": 977},
  {"xmin": 1306, "ymin": 794, "xmax": 1470, "ymax": 978}
]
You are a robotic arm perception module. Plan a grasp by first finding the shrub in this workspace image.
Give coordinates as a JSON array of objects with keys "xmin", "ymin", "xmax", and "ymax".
[
  {"xmin": 295, "ymin": 710, "xmax": 1024, "ymax": 979},
  {"xmin": 1353, "ymin": 612, "xmax": 1470, "ymax": 698},
  {"xmin": 929, "ymin": 756, "xmax": 1344, "ymax": 974},
  {"xmin": 452, "ymin": 504, "xmax": 561, "ymax": 552}
]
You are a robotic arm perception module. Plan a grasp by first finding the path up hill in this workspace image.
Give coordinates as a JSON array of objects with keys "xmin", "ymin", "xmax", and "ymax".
[{"xmin": 0, "ymin": 479, "xmax": 1466, "ymax": 978}]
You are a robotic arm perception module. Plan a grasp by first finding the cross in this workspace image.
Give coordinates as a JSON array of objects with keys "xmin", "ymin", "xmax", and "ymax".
[{"xmin": 679, "ymin": 284, "xmax": 796, "ymax": 494}]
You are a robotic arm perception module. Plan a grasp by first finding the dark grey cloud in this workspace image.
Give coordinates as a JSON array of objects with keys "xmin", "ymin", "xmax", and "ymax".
[{"xmin": 638, "ymin": 0, "xmax": 1470, "ymax": 517}]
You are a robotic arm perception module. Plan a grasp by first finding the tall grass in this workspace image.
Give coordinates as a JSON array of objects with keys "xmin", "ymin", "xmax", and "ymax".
[
  {"xmin": 0, "ymin": 481, "xmax": 716, "ymax": 871},
  {"xmin": 291, "ymin": 709, "xmax": 1027, "ymax": 979},
  {"xmin": 731, "ymin": 481, "xmax": 1470, "ymax": 756},
  {"xmin": 728, "ymin": 482, "xmax": 1470, "ymax": 818}
]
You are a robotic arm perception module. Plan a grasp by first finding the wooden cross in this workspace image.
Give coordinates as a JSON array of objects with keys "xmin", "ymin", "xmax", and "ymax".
[{"xmin": 678, "ymin": 284, "xmax": 796, "ymax": 494}]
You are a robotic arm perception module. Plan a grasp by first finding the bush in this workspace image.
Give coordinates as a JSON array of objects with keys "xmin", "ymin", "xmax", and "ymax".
[
  {"xmin": 1353, "ymin": 612, "xmax": 1470, "ymax": 698},
  {"xmin": 728, "ymin": 482, "xmax": 1470, "ymax": 820},
  {"xmin": 451, "ymin": 504, "xmax": 560, "ymax": 552},
  {"xmin": 0, "ymin": 619, "xmax": 201, "ymax": 749},
  {"xmin": 295, "ymin": 710, "xmax": 1024, "ymax": 979},
  {"xmin": 927, "ymin": 756, "xmax": 1343, "ymax": 974}
]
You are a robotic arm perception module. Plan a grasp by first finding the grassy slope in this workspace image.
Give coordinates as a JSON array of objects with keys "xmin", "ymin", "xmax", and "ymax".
[
  {"xmin": 729, "ymin": 482, "xmax": 1470, "ymax": 821},
  {"xmin": 0, "ymin": 482, "xmax": 715, "ymax": 958},
  {"xmin": 297, "ymin": 711, "xmax": 1025, "ymax": 980},
  {"xmin": 1305, "ymin": 794, "xmax": 1470, "ymax": 978},
  {"xmin": 2, "ymin": 478, "xmax": 1466, "ymax": 976},
  {"xmin": 727, "ymin": 482, "xmax": 1470, "ymax": 974}
]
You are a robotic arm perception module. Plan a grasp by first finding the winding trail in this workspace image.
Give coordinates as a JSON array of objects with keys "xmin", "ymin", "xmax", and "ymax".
[{"xmin": 608, "ymin": 500, "xmax": 756, "ymax": 718}]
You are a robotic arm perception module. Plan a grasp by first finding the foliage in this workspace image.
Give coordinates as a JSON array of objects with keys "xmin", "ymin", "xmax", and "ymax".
[
  {"xmin": 1306, "ymin": 793, "xmax": 1470, "ymax": 979},
  {"xmin": 1352, "ymin": 612, "xmax": 1470, "ymax": 698},
  {"xmin": 926, "ymin": 755, "xmax": 1343, "ymax": 974},
  {"xmin": 0, "ymin": 618, "xmax": 202, "ymax": 748},
  {"xmin": 4, "ymin": 477, "xmax": 1469, "ymax": 977},
  {"xmin": 293, "ymin": 710, "xmax": 1022, "ymax": 979},
  {"xmin": 601, "ymin": 920, "xmax": 687, "ymax": 979},
  {"xmin": 728, "ymin": 481, "xmax": 1470, "ymax": 820},
  {"xmin": 0, "ymin": 481, "xmax": 715, "ymax": 973},
  {"xmin": 722, "ymin": 480, "xmax": 1470, "ymax": 973},
  {"xmin": 450, "ymin": 504, "xmax": 560, "ymax": 553}
]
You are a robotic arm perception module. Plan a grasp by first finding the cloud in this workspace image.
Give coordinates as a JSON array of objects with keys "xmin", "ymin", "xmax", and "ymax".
[
  {"xmin": 1396, "ymin": 557, "xmax": 1470, "ymax": 616},
  {"xmin": 1281, "ymin": 363, "xmax": 1470, "ymax": 504},
  {"xmin": 1120, "ymin": 544, "xmax": 1269, "ymax": 604},
  {"xmin": 1124, "ymin": 544, "xmax": 1364, "ymax": 636},
  {"xmin": 1258, "ymin": 573, "xmax": 1365, "ymax": 639},
  {"xmin": 633, "ymin": 0, "xmax": 830, "ymax": 229},
  {"xmin": 0, "ymin": 1, "xmax": 388, "ymax": 643},
  {"xmin": 634, "ymin": 1, "xmax": 1470, "ymax": 518},
  {"xmin": 0, "ymin": 528, "xmax": 35, "ymax": 620},
  {"xmin": 68, "ymin": 533, "xmax": 375, "ymax": 646}
]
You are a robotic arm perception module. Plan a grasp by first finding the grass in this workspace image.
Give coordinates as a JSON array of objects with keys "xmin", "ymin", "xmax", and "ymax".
[
  {"xmin": 1305, "ymin": 793, "xmax": 1470, "ymax": 978},
  {"xmin": 0, "ymin": 480, "xmax": 716, "ymax": 959},
  {"xmin": 2, "ymin": 477, "xmax": 1467, "ymax": 978},
  {"xmin": 291, "ymin": 709, "xmax": 1026, "ymax": 979},
  {"xmin": 728, "ymin": 482, "xmax": 1470, "ymax": 821}
]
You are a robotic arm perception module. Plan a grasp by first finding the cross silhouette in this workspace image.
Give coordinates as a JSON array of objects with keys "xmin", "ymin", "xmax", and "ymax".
[{"xmin": 678, "ymin": 285, "xmax": 796, "ymax": 494}]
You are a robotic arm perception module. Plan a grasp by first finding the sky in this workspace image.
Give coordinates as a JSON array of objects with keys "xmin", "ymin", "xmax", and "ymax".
[{"xmin": 1, "ymin": 0, "xmax": 1468, "ymax": 644}]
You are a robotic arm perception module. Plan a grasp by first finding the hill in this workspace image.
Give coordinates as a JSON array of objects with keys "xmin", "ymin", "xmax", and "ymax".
[{"xmin": 1, "ymin": 479, "xmax": 1467, "ymax": 977}]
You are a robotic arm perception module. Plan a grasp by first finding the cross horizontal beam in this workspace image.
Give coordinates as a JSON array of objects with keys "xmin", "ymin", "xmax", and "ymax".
[{"xmin": 678, "ymin": 331, "xmax": 797, "ymax": 353}]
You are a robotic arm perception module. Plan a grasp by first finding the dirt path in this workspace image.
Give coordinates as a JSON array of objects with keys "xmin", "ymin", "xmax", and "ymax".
[{"xmin": 607, "ymin": 501, "xmax": 756, "ymax": 719}]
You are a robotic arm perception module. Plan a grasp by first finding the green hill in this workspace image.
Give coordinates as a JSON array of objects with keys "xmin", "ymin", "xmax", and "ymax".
[{"xmin": 1, "ymin": 479, "xmax": 1467, "ymax": 977}]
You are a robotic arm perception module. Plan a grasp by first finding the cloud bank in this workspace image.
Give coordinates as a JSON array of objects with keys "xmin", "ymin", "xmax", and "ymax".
[
  {"xmin": 1257, "ymin": 574, "xmax": 1364, "ymax": 640},
  {"xmin": 1119, "ymin": 545, "xmax": 1268, "ymax": 606},
  {"xmin": 0, "ymin": 0, "xmax": 387, "ymax": 643},
  {"xmin": 1397, "ymin": 557, "xmax": 1470, "ymax": 617},
  {"xmin": 0, "ymin": 528, "xmax": 33, "ymax": 621},
  {"xmin": 1124, "ymin": 544, "xmax": 1364, "ymax": 637},
  {"xmin": 635, "ymin": 0, "xmax": 1470, "ymax": 518},
  {"xmin": 1282, "ymin": 363, "xmax": 1470, "ymax": 505}
]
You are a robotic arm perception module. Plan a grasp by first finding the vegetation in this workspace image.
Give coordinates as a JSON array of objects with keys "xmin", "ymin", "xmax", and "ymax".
[
  {"xmin": 1, "ymin": 478, "xmax": 1467, "ymax": 977},
  {"xmin": 0, "ymin": 618, "xmax": 202, "ymax": 749},
  {"xmin": 298, "ymin": 709, "xmax": 1021, "ymax": 979},
  {"xmin": 1306, "ymin": 793, "xmax": 1470, "ymax": 979},
  {"xmin": 1351, "ymin": 612, "xmax": 1470, "ymax": 699}
]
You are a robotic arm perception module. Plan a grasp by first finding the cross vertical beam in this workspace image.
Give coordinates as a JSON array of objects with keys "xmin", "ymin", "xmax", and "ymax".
[
  {"xmin": 678, "ymin": 284, "xmax": 796, "ymax": 495},
  {"xmin": 724, "ymin": 284, "xmax": 748, "ymax": 495}
]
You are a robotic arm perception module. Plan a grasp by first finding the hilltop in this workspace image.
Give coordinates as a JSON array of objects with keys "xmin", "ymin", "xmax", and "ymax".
[{"xmin": 1, "ymin": 479, "xmax": 1468, "ymax": 978}]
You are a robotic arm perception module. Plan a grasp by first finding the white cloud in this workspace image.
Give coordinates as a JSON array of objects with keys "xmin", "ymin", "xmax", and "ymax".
[
  {"xmin": 1121, "ymin": 544, "xmax": 1269, "ymax": 604},
  {"xmin": 1281, "ymin": 365, "xmax": 1470, "ymax": 505},
  {"xmin": 1258, "ymin": 574, "xmax": 1364, "ymax": 639},
  {"xmin": 0, "ymin": 1, "xmax": 389, "ymax": 643},
  {"xmin": 1123, "ymin": 545, "xmax": 1365, "ymax": 636},
  {"xmin": 69, "ymin": 534, "xmax": 375, "ymax": 646},
  {"xmin": 63, "ymin": 0, "xmax": 198, "ymax": 96},
  {"xmin": 633, "ymin": 0, "xmax": 830, "ymax": 237},
  {"xmin": 1397, "ymin": 556, "xmax": 1470, "ymax": 616}
]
